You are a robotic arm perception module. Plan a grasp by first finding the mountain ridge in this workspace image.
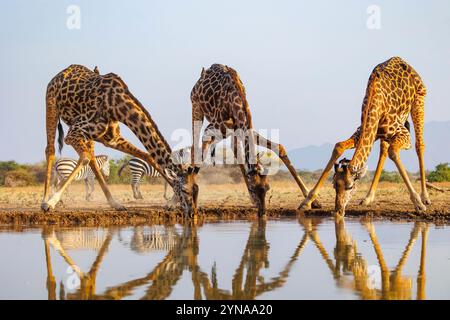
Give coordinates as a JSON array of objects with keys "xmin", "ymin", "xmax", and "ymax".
[{"xmin": 287, "ymin": 120, "xmax": 450, "ymax": 171}]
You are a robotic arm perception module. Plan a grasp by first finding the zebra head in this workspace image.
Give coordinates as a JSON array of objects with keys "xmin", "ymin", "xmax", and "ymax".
[{"xmin": 170, "ymin": 166, "xmax": 200, "ymax": 218}]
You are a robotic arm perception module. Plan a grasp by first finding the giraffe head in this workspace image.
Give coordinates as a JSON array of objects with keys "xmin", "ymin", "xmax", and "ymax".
[
  {"xmin": 246, "ymin": 165, "xmax": 270, "ymax": 216},
  {"xmin": 173, "ymin": 166, "xmax": 200, "ymax": 218},
  {"xmin": 332, "ymin": 158, "xmax": 367, "ymax": 216}
]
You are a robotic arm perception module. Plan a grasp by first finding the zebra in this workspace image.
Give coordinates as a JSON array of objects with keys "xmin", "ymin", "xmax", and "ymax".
[
  {"xmin": 52, "ymin": 155, "xmax": 110, "ymax": 201},
  {"xmin": 118, "ymin": 148, "xmax": 192, "ymax": 200},
  {"xmin": 118, "ymin": 157, "xmax": 164, "ymax": 200}
]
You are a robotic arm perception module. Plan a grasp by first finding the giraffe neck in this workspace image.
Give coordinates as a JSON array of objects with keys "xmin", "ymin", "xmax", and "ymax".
[
  {"xmin": 349, "ymin": 106, "xmax": 380, "ymax": 173},
  {"xmin": 227, "ymin": 68, "xmax": 258, "ymax": 173},
  {"xmin": 115, "ymin": 90, "xmax": 181, "ymax": 178}
]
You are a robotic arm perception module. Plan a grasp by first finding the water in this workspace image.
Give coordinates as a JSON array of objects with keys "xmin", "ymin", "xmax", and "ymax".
[{"xmin": 0, "ymin": 218, "xmax": 449, "ymax": 300}]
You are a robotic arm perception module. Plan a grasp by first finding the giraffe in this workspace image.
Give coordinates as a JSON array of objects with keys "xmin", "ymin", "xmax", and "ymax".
[
  {"xmin": 190, "ymin": 64, "xmax": 320, "ymax": 216},
  {"xmin": 299, "ymin": 57, "xmax": 430, "ymax": 216},
  {"xmin": 41, "ymin": 65, "xmax": 199, "ymax": 217}
]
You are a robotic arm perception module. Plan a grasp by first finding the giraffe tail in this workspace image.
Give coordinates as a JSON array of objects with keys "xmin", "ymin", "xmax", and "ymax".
[{"xmin": 57, "ymin": 119, "xmax": 64, "ymax": 154}]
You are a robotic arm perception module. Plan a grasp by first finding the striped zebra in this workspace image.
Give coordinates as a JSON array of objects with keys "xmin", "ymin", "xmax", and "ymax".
[
  {"xmin": 118, "ymin": 148, "xmax": 191, "ymax": 200},
  {"xmin": 52, "ymin": 155, "xmax": 110, "ymax": 201},
  {"xmin": 118, "ymin": 157, "xmax": 164, "ymax": 200}
]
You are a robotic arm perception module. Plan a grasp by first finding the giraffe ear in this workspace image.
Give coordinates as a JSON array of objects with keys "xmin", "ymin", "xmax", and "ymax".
[
  {"xmin": 193, "ymin": 166, "xmax": 200, "ymax": 175},
  {"xmin": 334, "ymin": 162, "xmax": 340, "ymax": 172}
]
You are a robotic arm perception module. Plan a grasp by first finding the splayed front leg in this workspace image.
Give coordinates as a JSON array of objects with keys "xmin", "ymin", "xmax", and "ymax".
[
  {"xmin": 360, "ymin": 194, "xmax": 375, "ymax": 206},
  {"xmin": 108, "ymin": 199, "xmax": 126, "ymax": 211},
  {"xmin": 360, "ymin": 140, "xmax": 389, "ymax": 206},
  {"xmin": 299, "ymin": 138, "xmax": 356, "ymax": 210},
  {"xmin": 253, "ymin": 131, "xmax": 321, "ymax": 208},
  {"xmin": 421, "ymin": 191, "xmax": 431, "ymax": 206},
  {"xmin": 88, "ymin": 149, "xmax": 126, "ymax": 211},
  {"xmin": 388, "ymin": 137, "xmax": 426, "ymax": 213},
  {"xmin": 42, "ymin": 147, "xmax": 89, "ymax": 211},
  {"xmin": 299, "ymin": 193, "xmax": 317, "ymax": 210}
]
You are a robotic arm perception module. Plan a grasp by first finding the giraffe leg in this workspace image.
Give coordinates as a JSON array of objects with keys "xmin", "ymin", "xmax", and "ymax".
[
  {"xmin": 200, "ymin": 123, "xmax": 223, "ymax": 165},
  {"xmin": 360, "ymin": 140, "xmax": 389, "ymax": 205},
  {"xmin": 42, "ymin": 132, "xmax": 91, "ymax": 211},
  {"xmin": 201, "ymin": 137, "xmax": 216, "ymax": 164},
  {"xmin": 41, "ymin": 97, "xmax": 58, "ymax": 208},
  {"xmin": 364, "ymin": 222, "xmax": 390, "ymax": 298},
  {"xmin": 393, "ymin": 222, "xmax": 420, "ymax": 275},
  {"xmin": 43, "ymin": 228, "xmax": 57, "ymax": 300},
  {"xmin": 86, "ymin": 143, "xmax": 126, "ymax": 211},
  {"xmin": 97, "ymin": 127, "xmax": 173, "ymax": 187},
  {"xmin": 51, "ymin": 171, "xmax": 59, "ymax": 196},
  {"xmin": 388, "ymin": 134, "xmax": 426, "ymax": 212},
  {"xmin": 101, "ymin": 137, "xmax": 155, "ymax": 171},
  {"xmin": 411, "ymin": 95, "xmax": 430, "ymax": 205},
  {"xmin": 253, "ymin": 132, "xmax": 321, "ymax": 208},
  {"xmin": 191, "ymin": 101, "xmax": 204, "ymax": 167},
  {"xmin": 232, "ymin": 136, "xmax": 252, "ymax": 195},
  {"xmin": 417, "ymin": 223, "xmax": 428, "ymax": 300},
  {"xmin": 299, "ymin": 137, "xmax": 356, "ymax": 210}
]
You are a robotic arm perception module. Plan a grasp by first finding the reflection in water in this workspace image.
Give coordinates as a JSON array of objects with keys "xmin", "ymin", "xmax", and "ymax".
[
  {"xmin": 43, "ymin": 227, "xmax": 113, "ymax": 300},
  {"xmin": 121, "ymin": 226, "xmax": 179, "ymax": 253},
  {"xmin": 301, "ymin": 218, "xmax": 429, "ymax": 300},
  {"xmin": 39, "ymin": 218, "xmax": 431, "ymax": 300}
]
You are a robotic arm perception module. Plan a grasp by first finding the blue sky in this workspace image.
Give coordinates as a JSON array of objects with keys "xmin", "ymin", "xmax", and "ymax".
[{"xmin": 1, "ymin": 0, "xmax": 449, "ymax": 163}]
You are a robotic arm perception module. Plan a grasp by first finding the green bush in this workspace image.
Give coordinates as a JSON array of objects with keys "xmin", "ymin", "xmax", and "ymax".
[
  {"xmin": 379, "ymin": 170, "xmax": 402, "ymax": 183},
  {"xmin": 108, "ymin": 157, "xmax": 131, "ymax": 184},
  {"xmin": 428, "ymin": 163, "xmax": 450, "ymax": 182},
  {"xmin": 0, "ymin": 161, "xmax": 23, "ymax": 185},
  {"xmin": 28, "ymin": 162, "xmax": 46, "ymax": 183},
  {"xmin": 4, "ymin": 168, "xmax": 37, "ymax": 187}
]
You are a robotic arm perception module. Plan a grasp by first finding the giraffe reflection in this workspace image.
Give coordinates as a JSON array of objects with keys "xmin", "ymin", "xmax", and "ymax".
[
  {"xmin": 299, "ymin": 217, "xmax": 429, "ymax": 300},
  {"xmin": 42, "ymin": 219, "xmax": 429, "ymax": 300},
  {"xmin": 42, "ymin": 227, "xmax": 113, "ymax": 300}
]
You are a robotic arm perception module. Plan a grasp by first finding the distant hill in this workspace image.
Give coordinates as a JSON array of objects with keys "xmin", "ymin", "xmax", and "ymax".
[{"xmin": 288, "ymin": 121, "xmax": 450, "ymax": 172}]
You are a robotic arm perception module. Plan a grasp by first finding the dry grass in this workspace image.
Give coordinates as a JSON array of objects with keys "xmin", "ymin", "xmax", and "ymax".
[{"xmin": 0, "ymin": 180, "xmax": 449, "ymax": 226}]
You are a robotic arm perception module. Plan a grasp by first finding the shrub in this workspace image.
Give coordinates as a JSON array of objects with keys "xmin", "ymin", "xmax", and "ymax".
[
  {"xmin": 4, "ymin": 169, "xmax": 37, "ymax": 187},
  {"xmin": 28, "ymin": 162, "xmax": 46, "ymax": 183},
  {"xmin": 379, "ymin": 170, "xmax": 402, "ymax": 183},
  {"xmin": 428, "ymin": 163, "xmax": 450, "ymax": 182},
  {"xmin": 108, "ymin": 157, "xmax": 131, "ymax": 184},
  {"xmin": 0, "ymin": 161, "xmax": 23, "ymax": 185}
]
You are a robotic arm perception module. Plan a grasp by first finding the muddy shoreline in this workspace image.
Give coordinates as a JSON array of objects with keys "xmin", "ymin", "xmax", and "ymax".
[
  {"xmin": 1, "ymin": 183, "xmax": 449, "ymax": 227},
  {"xmin": 0, "ymin": 205, "xmax": 449, "ymax": 227}
]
